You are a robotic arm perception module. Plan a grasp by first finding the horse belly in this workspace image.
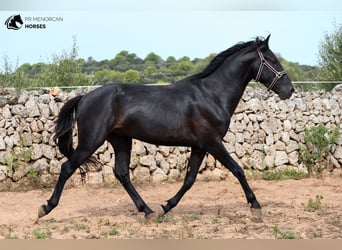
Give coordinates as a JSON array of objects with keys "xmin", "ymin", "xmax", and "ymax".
[{"xmin": 114, "ymin": 114, "xmax": 195, "ymax": 146}]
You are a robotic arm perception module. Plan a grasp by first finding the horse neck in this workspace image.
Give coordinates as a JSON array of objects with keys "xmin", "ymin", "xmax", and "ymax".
[{"xmin": 199, "ymin": 51, "xmax": 256, "ymax": 114}]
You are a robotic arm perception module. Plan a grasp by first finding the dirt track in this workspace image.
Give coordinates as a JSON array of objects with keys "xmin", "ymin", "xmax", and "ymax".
[{"xmin": 0, "ymin": 175, "xmax": 341, "ymax": 239}]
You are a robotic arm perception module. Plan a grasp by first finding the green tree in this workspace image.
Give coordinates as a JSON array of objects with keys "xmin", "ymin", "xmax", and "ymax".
[
  {"xmin": 82, "ymin": 56, "xmax": 99, "ymax": 74},
  {"xmin": 109, "ymin": 51, "xmax": 144, "ymax": 72},
  {"xmin": 175, "ymin": 59, "xmax": 193, "ymax": 76},
  {"xmin": 190, "ymin": 54, "xmax": 216, "ymax": 76},
  {"xmin": 166, "ymin": 56, "xmax": 176, "ymax": 65},
  {"xmin": 0, "ymin": 56, "xmax": 33, "ymax": 88},
  {"xmin": 318, "ymin": 22, "xmax": 342, "ymax": 82},
  {"xmin": 124, "ymin": 69, "xmax": 140, "ymax": 83},
  {"xmin": 94, "ymin": 69, "xmax": 123, "ymax": 84},
  {"xmin": 144, "ymin": 52, "xmax": 162, "ymax": 66},
  {"xmin": 277, "ymin": 55, "xmax": 320, "ymax": 81},
  {"xmin": 109, "ymin": 51, "xmax": 129, "ymax": 71},
  {"xmin": 30, "ymin": 63, "xmax": 45, "ymax": 76},
  {"xmin": 38, "ymin": 36, "xmax": 90, "ymax": 87},
  {"xmin": 144, "ymin": 65, "xmax": 157, "ymax": 77},
  {"xmin": 142, "ymin": 65, "xmax": 158, "ymax": 83}
]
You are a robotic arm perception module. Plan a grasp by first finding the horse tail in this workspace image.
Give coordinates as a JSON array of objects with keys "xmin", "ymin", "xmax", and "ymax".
[{"xmin": 54, "ymin": 95, "xmax": 83, "ymax": 158}]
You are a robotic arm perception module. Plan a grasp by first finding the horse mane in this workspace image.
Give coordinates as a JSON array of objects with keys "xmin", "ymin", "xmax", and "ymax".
[{"xmin": 190, "ymin": 37, "xmax": 264, "ymax": 80}]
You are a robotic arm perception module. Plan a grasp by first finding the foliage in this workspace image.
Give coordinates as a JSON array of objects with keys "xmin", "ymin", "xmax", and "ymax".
[
  {"xmin": 181, "ymin": 212, "xmax": 201, "ymax": 222},
  {"xmin": 273, "ymin": 226, "xmax": 298, "ymax": 239},
  {"xmin": 26, "ymin": 168, "xmax": 42, "ymax": 189},
  {"xmin": 109, "ymin": 50, "xmax": 144, "ymax": 72},
  {"xmin": 144, "ymin": 52, "xmax": 162, "ymax": 66},
  {"xmin": 0, "ymin": 142, "xmax": 56, "ymax": 191},
  {"xmin": 0, "ymin": 225, "xmax": 18, "ymax": 239},
  {"xmin": 94, "ymin": 69, "xmax": 124, "ymax": 84},
  {"xmin": 32, "ymin": 228, "xmax": 52, "ymax": 239},
  {"xmin": 294, "ymin": 81, "xmax": 337, "ymax": 92},
  {"xmin": 300, "ymin": 124, "xmax": 340, "ymax": 175},
  {"xmin": 0, "ymin": 35, "xmax": 337, "ymax": 90},
  {"xmin": 277, "ymin": 54, "xmax": 336, "ymax": 91},
  {"xmin": 319, "ymin": 22, "xmax": 342, "ymax": 81},
  {"xmin": 304, "ymin": 194, "xmax": 328, "ymax": 213},
  {"xmin": 124, "ymin": 69, "xmax": 140, "ymax": 83},
  {"xmin": 260, "ymin": 167, "xmax": 308, "ymax": 181},
  {"xmin": 37, "ymin": 36, "xmax": 91, "ymax": 87},
  {"xmin": 1, "ymin": 36, "xmax": 91, "ymax": 88},
  {"xmin": 3, "ymin": 145, "xmax": 32, "ymax": 175},
  {"xmin": 278, "ymin": 55, "xmax": 320, "ymax": 81},
  {"xmin": 0, "ymin": 56, "xmax": 35, "ymax": 88}
]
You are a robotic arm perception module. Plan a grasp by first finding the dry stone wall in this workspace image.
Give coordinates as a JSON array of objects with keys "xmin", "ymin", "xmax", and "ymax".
[{"xmin": 0, "ymin": 86, "xmax": 341, "ymax": 185}]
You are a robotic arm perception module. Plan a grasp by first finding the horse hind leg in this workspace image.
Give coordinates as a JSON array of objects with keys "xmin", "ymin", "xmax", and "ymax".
[
  {"xmin": 108, "ymin": 135, "xmax": 155, "ymax": 217},
  {"xmin": 38, "ymin": 120, "xmax": 106, "ymax": 219},
  {"xmin": 161, "ymin": 147, "xmax": 206, "ymax": 215},
  {"xmin": 38, "ymin": 106, "xmax": 109, "ymax": 220},
  {"xmin": 38, "ymin": 147, "xmax": 98, "ymax": 219}
]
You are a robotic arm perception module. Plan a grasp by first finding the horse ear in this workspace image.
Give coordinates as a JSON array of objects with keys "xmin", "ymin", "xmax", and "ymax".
[
  {"xmin": 260, "ymin": 34, "xmax": 270, "ymax": 50},
  {"xmin": 265, "ymin": 34, "xmax": 271, "ymax": 44}
]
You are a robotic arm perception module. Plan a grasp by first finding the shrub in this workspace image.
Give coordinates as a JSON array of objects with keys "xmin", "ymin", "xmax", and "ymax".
[
  {"xmin": 260, "ymin": 167, "xmax": 308, "ymax": 181},
  {"xmin": 300, "ymin": 124, "xmax": 340, "ymax": 175},
  {"xmin": 304, "ymin": 194, "xmax": 328, "ymax": 213},
  {"xmin": 273, "ymin": 226, "xmax": 298, "ymax": 239}
]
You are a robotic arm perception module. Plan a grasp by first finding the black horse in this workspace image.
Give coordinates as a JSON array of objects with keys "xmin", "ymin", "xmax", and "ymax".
[{"xmin": 38, "ymin": 35, "xmax": 294, "ymax": 220}]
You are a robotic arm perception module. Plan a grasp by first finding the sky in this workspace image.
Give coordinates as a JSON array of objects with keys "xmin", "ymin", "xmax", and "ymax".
[{"xmin": 1, "ymin": 0, "xmax": 342, "ymax": 71}]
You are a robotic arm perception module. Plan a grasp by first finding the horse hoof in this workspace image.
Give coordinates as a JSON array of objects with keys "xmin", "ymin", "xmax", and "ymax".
[
  {"xmin": 38, "ymin": 206, "xmax": 47, "ymax": 219},
  {"xmin": 250, "ymin": 208, "xmax": 263, "ymax": 223},
  {"xmin": 145, "ymin": 205, "xmax": 165, "ymax": 221}
]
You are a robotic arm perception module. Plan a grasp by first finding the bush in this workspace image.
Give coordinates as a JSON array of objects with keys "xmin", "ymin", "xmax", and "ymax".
[
  {"xmin": 273, "ymin": 226, "xmax": 298, "ymax": 239},
  {"xmin": 300, "ymin": 124, "xmax": 340, "ymax": 174},
  {"xmin": 37, "ymin": 36, "xmax": 91, "ymax": 87},
  {"xmin": 304, "ymin": 194, "xmax": 328, "ymax": 213},
  {"xmin": 1, "ymin": 36, "xmax": 91, "ymax": 88}
]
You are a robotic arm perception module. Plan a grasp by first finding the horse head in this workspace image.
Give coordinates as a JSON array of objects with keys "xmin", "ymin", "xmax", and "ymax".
[{"xmin": 253, "ymin": 35, "xmax": 294, "ymax": 100}]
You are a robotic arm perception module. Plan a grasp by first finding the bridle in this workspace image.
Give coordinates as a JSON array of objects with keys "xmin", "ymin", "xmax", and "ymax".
[{"xmin": 254, "ymin": 48, "xmax": 287, "ymax": 91}]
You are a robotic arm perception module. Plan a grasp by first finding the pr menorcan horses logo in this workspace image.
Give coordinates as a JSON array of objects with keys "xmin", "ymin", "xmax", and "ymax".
[{"xmin": 5, "ymin": 14, "xmax": 23, "ymax": 30}]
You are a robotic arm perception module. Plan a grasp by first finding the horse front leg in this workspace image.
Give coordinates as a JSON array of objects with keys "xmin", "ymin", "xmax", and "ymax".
[
  {"xmin": 205, "ymin": 140, "xmax": 263, "ymax": 221},
  {"xmin": 161, "ymin": 147, "xmax": 206, "ymax": 215}
]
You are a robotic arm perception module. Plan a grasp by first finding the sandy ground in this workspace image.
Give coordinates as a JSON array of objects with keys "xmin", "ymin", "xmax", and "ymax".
[{"xmin": 0, "ymin": 175, "xmax": 341, "ymax": 239}]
